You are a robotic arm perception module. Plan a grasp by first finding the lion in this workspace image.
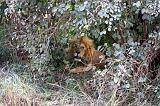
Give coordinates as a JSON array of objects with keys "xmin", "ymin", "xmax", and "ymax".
[
  {"xmin": 79, "ymin": 36, "xmax": 106, "ymax": 65},
  {"xmin": 67, "ymin": 36, "xmax": 107, "ymax": 73}
]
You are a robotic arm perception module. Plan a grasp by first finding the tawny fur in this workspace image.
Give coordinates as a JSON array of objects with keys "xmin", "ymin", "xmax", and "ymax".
[{"xmin": 69, "ymin": 36, "xmax": 106, "ymax": 66}]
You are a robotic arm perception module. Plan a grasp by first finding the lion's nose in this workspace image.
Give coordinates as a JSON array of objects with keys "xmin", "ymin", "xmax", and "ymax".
[{"xmin": 76, "ymin": 50, "xmax": 80, "ymax": 54}]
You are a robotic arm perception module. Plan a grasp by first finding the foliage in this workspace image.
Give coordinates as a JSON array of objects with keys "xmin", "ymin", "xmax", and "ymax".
[
  {"xmin": 0, "ymin": 26, "xmax": 11, "ymax": 62},
  {"xmin": 0, "ymin": 0, "xmax": 160, "ymax": 105},
  {"xmin": 92, "ymin": 31, "xmax": 160, "ymax": 105}
]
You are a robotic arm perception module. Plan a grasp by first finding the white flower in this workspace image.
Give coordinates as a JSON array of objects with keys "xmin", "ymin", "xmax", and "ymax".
[
  {"xmin": 133, "ymin": 1, "xmax": 141, "ymax": 7},
  {"xmin": 100, "ymin": 30, "xmax": 106, "ymax": 35},
  {"xmin": 79, "ymin": 5, "xmax": 86, "ymax": 11},
  {"xmin": 6, "ymin": 0, "xmax": 17, "ymax": 4},
  {"xmin": 84, "ymin": 25, "xmax": 89, "ymax": 30},
  {"xmin": 129, "ymin": 49, "xmax": 135, "ymax": 55},
  {"xmin": 84, "ymin": 1, "xmax": 88, "ymax": 5},
  {"xmin": 4, "ymin": 7, "xmax": 15, "ymax": 15},
  {"xmin": 114, "ymin": 0, "xmax": 122, "ymax": 2},
  {"xmin": 117, "ymin": 70, "xmax": 122, "ymax": 76},
  {"xmin": 109, "ymin": 9, "xmax": 114, "ymax": 13},
  {"xmin": 100, "ymin": 70, "xmax": 107, "ymax": 76},
  {"xmin": 105, "ymin": 20, "xmax": 109, "ymax": 24},
  {"xmin": 141, "ymin": 8, "xmax": 146, "ymax": 14},
  {"xmin": 108, "ymin": 22, "xmax": 112, "ymax": 26},
  {"xmin": 33, "ymin": 15, "xmax": 37, "ymax": 20},
  {"xmin": 123, "ymin": 83, "xmax": 130, "ymax": 88},
  {"xmin": 109, "ymin": 18, "xmax": 113, "ymax": 21},
  {"xmin": 98, "ymin": 10, "xmax": 109, "ymax": 18},
  {"xmin": 114, "ymin": 76, "xmax": 119, "ymax": 83},
  {"xmin": 138, "ymin": 77, "xmax": 147, "ymax": 83},
  {"xmin": 108, "ymin": 26, "xmax": 112, "ymax": 31}
]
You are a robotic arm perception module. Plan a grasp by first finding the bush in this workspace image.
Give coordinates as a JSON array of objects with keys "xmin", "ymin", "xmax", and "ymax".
[
  {"xmin": 0, "ymin": 26, "xmax": 11, "ymax": 63},
  {"xmin": 1, "ymin": 0, "xmax": 160, "ymax": 105}
]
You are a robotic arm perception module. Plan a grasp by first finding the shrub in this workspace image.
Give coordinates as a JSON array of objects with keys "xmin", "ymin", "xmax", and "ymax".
[{"xmin": 1, "ymin": 0, "xmax": 160, "ymax": 105}]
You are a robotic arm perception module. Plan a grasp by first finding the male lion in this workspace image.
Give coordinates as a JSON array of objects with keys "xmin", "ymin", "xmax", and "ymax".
[{"xmin": 68, "ymin": 36, "xmax": 107, "ymax": 73}]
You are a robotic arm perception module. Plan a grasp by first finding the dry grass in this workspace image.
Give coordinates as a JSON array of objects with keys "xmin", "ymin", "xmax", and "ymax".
[
  {"xmin": 0, "ymin": 64, "xmax": 158, "ymax": 106},
  {"xmin": 0, "ymin": 66, "xmax": 94, "ymax": 106},
  {"xmin": 0, "ymin": 67, "xmax": 44, "ymax": 106},
  {"xmin": 0, "ymin": 69, "xmax": 121, "ymax": 106}
]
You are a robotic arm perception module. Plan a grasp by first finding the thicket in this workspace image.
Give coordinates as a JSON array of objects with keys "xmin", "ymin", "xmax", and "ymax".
[{"xmin": 0, "ymin": 0, "xmax": 160, "ymax": 105}]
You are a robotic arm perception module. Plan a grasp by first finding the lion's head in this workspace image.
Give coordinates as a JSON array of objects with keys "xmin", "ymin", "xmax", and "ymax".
[
  {"xmin": 68, "ymin": 36, "xmax": 94, "ymax": 62},
  {"xmin": 68, "ymin": 36, "xmax": 106, "ymax": 65}
]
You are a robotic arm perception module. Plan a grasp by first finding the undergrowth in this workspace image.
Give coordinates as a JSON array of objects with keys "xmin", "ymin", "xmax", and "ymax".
[{"xmin": 0, "ymin": 0, "xmax": 160, "ymax": 106}]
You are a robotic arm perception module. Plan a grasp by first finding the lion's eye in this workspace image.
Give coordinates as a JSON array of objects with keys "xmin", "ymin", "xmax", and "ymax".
[
  {"xmin": 79, "ymin": 44, "xmax": 85, "ymax": 49},
  {"xmin": 80, "ymin": 46, "xmax": 85, "ymax": 49}
]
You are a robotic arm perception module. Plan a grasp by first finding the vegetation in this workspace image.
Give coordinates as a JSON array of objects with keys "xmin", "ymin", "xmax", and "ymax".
[{"xmin": 0, "ymin": 0, "xmax": 160, "ymax": 105}]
